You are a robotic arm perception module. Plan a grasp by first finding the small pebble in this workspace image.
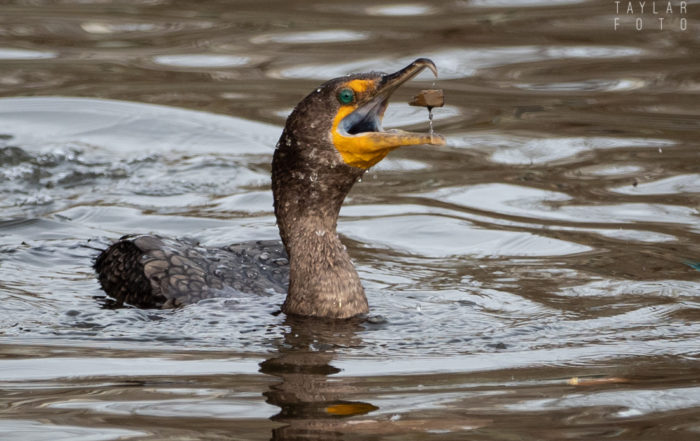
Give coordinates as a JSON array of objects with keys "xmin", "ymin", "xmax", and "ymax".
[{"xmin": 409, "ymin": 89, "xmax": 444, "ymax": 108}]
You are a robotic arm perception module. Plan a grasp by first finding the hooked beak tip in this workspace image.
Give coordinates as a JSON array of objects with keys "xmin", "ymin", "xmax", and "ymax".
[
  {"xmin": 413, "ymin": 58, "xmax": 438, "ymax": 78},
  {"xmin": 380, "ymin": 58, "xmax": 439, "ymax": 92}
]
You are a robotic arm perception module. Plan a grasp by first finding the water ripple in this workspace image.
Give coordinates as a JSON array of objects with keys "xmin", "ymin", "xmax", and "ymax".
[
  {"xmin": 251, "ymin": 30, "xmax": 369, "ymax": 44},
  {"xmin": 274, "ymin": 46, "xmax": 647, "ymax": 80},
  {"xmin": 152, "ymin": 54, "xmax": 250, "ymax": 68}
]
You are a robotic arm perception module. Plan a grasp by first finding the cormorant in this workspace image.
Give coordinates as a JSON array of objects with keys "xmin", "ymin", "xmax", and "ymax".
[{"xmin": 94, "ymin": 58, "xmax": 445, "ymax": 319}]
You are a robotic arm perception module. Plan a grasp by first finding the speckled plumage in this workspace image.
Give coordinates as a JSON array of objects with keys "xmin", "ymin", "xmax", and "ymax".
[
  {"xmin": 94, "ymin": 235, "xmax": 288, "ymax": 308},
  {"xmin": 272, "ymin": 80, "xmax": 369, "ymax": 318}
]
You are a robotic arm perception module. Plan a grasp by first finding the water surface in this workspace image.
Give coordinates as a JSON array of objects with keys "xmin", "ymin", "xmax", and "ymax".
[{"xmin": 1, "ymin": 0, "xmax": 699, "ymax": 439}]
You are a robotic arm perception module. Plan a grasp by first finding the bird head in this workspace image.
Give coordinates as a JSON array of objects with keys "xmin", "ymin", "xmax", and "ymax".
[{"xmin": 279, "ymin": 58, "xmax": 445, "ymax": 170}]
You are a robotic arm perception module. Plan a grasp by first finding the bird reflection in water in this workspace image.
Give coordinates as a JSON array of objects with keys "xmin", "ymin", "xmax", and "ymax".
[{"xmin": 260, "ymin": 316, "xmax": 378, "ymax": 440}]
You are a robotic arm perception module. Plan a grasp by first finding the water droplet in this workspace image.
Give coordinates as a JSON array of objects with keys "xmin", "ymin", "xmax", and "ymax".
[
  {"xmin": 316, "ymin": 88, "xmax": 321, "ymax": 93},
  {"xmin": 428, "ymin": 108, "xmax": 434, "ymax": 137},
  {"xmin": 658, "ymin": 148, "xmax": 663, "ymax": 153}
]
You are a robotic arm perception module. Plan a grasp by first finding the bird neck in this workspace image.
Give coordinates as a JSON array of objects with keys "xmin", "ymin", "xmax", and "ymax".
[{"xmin": 271, "ymin": 138, "xmax": 368, "ymax": 319}]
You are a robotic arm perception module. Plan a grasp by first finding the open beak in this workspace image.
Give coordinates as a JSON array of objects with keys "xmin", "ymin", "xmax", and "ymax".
[{"xmin": 333, "ymin": 58, "xmax": 446, "ymax": 169}]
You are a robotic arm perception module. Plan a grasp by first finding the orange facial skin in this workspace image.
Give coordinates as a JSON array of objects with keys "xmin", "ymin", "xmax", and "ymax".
[{"xmin": 330, "ymin": 78, "xmax": 445, "ymax": 170}]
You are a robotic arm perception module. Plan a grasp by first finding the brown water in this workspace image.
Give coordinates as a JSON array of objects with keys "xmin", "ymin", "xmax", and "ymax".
[{"xmin": 1, "ymin": 0, "xmax": 699, "ymax": 439}]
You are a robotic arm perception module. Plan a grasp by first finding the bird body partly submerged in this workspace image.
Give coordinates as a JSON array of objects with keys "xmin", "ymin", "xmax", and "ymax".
[
  {"xmin": 95, "ymin": 58, "xmax": 444, "ymax": 319},
  {"xmin": 95, "ymin": 235, "xmax": 288, "ymax": 308}
]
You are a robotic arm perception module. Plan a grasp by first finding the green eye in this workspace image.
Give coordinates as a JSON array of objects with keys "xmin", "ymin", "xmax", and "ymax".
[{"xmin": 337, "ymin": 88, "xmax": 355, "ymax": 104}]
